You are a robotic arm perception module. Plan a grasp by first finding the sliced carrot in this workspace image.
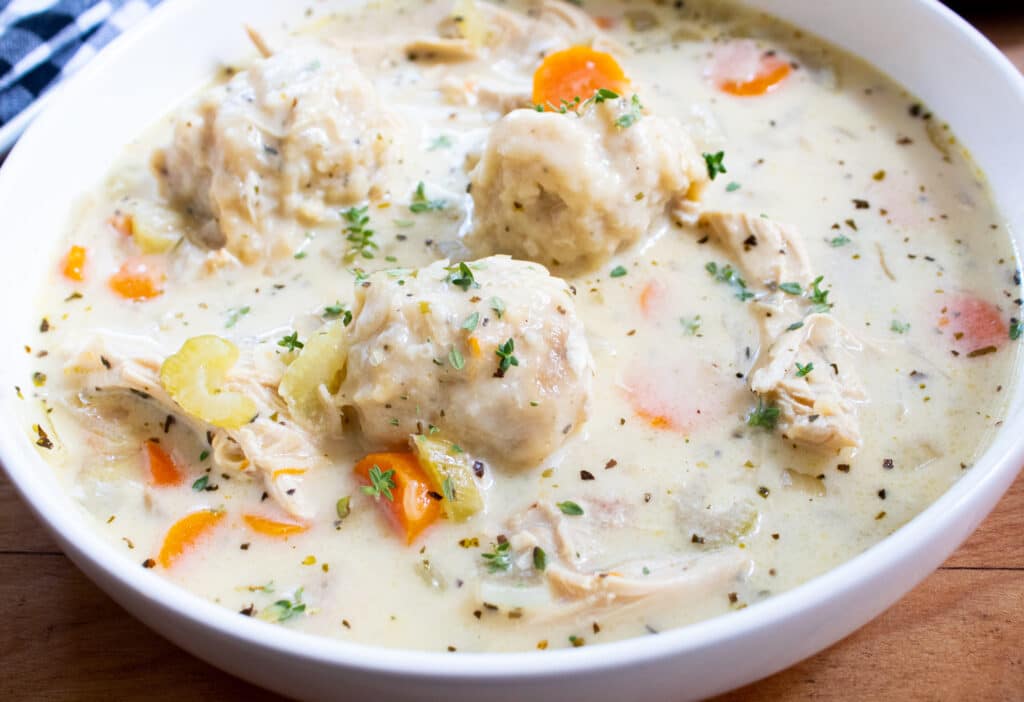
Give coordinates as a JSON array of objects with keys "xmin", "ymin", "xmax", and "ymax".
[
  {"xmin": 62, "ymin": 245, "xmax": 87, "ymax": 282},
  {"xmin": 354, "ymin": 452, "xmax": 441, "ymax": 544},
  {"xmin": 467, "ymin": 336, "xmax": 482, "ymax": 358},
  {"xmin": 243, "ymin": 514, "xmax": 309, "ymax": 538},
  {"xmin": 533, "ymin": 46, "xmax": 630, "ymax": 108},
  {"xmin": 271, "ymin": 468, "xmax": 307, "ymax": 480},
  {"xmin": 937, "ymin": 293, "xmax": 1008, "ymax": 356},
  {"xmin": 109, "ymin": 257, "xmax": 163, "ymax": 300},
  {"xmin": 625, "ymin": 362, "xmax": 747, "ymax": 435},
  {"xmin": 109, "ymin": 212, "xmax": 134, "ymax": 237},
  {"xmin": 638, "ymin": 280, "xmax": 668, "ymax": 318},
  {"xmin": 711, "ymin": 41, "xmax": 791, "ymax": 97},
  {"xmin": 144, "ymin": 440, "xmax": 184, "ymax": 486},
  {"xmin": 157, "ymin": 510, "xmax": 225, "ymax": 568}
]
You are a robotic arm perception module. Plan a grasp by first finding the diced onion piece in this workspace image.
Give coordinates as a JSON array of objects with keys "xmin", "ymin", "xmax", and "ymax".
[
  {"xmin": 159, "ymin": 335, "xmax": 258, "ymax": 429},
  {"xmin": 452, "ymin": 0, "xmax": 487, "ymax": 47},
  {"xmin": 278, "ymin": 320, "xmax": 348, "ymax": 432},
  {"xmin": 410, "ymin": 434, "xmax": 484, "ymax": 521}
]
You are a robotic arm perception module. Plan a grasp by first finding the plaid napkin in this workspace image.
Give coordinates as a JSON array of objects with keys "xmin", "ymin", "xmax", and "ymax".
[{"xmin": 0, "ymin": 0, "xmax": 160, "ymax": 129}]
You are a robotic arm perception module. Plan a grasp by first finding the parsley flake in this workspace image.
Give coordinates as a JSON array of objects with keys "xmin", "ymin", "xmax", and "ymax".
[
  {"xmin": 1011, "ymin": 319, "xmax": 1023, "ymax": 341},
  {"xmin": 323, "ymin": 302, "xmax": 353, "ymax": 326},
  {"xmin": 795, "ymin": 361, "xmax": 814, "ymax": 377},
  {"xmin": 681, "ymin": 315, "xmax": 702, "ymax": 335},
  {"xmin": 706, "ymin": 261, "xmax": 754, "ymax": 301},
  {"xmin": 778, "ymin": 282, "xmax": 803, "ymax": 295},
  {"xmin": 191, "ymin": 475, "xmax": 209, "ymax": 491},
  {"xmin": 808, "ymin": 275, "xmax": 833, "ymax": 312},
  {"xmin": 533, "ymin": 546, "xmax": 547, "ymax": 571},
  {"xmin": 428, "ymin": 135, "xmax": 454, "ymax": 151},
  {"xmin": 610, "ymin": 265, "xmax": 628, "ymax": 278},
  {"xmin": 890, "ymin": 320, "xmax": 910, "ymax": 334},
  {"xmin": 489, "ymin": 296, "xmax": 505, "ymax": 319}
]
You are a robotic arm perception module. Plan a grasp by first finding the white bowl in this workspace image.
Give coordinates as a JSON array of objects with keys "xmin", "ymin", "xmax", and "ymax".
[{"xmin": 1, "ymin": 1, "xmax": 1022, "ymax": 700}]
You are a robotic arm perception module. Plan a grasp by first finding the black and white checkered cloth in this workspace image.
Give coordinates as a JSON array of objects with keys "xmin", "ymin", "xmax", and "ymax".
[{"xmin": 0, "ymin": 0, "xmax": 160, "ymax": 130}]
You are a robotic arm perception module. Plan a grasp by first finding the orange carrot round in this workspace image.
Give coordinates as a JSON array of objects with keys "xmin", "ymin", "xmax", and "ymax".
[
  {"xmin": 62, "ymin": 245, "xmax": 87, "ymax": 282},
  {"xmin": 937, "ymin": 293, "xmax": 1009, "ymax": 356},
  {"xmin": 109, "ymin": 257, "xmax": 163, "ymax": 300},
  {"xmin": 108, "ymin": 212, "xmax": 134, "ymax": 237},
  {"xmin": 533, "ymin": 46, "xmax": 629, "ymax": 108},
  {"xmin": 243, "ymin": 514, "xmax": 309, "ymax": 538},
  {"xmin": 144, "ymin": 440, "xmax": 184, "ymax": 487},
  {"xmin": 354, "ymin": 452, "xmax": 441, "ymax": 544},
  {"xmin": 157, "ymin": 510, "xmax": 225, "ymax": 568},
  {"xmin": 711, "ymin": 41, "xmax": 791, "ymax": 97}
]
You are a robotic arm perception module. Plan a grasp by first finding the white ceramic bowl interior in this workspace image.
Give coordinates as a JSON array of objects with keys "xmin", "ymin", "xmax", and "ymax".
[{"xmin": 1, "ymin": 1, "xmax": 1022, "ymax": 700}]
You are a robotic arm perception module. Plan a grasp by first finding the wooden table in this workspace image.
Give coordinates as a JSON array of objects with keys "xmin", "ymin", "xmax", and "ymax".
[{"xmin": 3, "ymin": 14, "xmax": 1023, "ymax": 702}]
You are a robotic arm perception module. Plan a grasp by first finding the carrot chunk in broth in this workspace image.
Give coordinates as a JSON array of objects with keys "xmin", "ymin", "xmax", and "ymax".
[
  {"xmin": 533, "ymin": 46, "xmax": 630, "ymax": 108},
  {"xmin": 354, "ymin": 452, "xmax": 441, "ymax": 544},
  {"xmin": 157, "ymin": 510, "xmax": 225, "ymax": 568},
  {"xmin": 144, "ymin": 440, "xmax": 184, "ymax": 486}
]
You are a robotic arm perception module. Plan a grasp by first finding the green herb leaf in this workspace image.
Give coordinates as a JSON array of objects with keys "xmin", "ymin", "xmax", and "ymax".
[
  {"xmin": 495, "ymin": 338, "xmax": 519, "ymax": 376},
  {"xmin": 1011, "ymin": 319, "xmax": 1023, "ymax": 341},
  {"xmin": 829, "ymin": 235, "xmax": 851, "ymax": 247},
  {"xmin": 747, "ymin": 398, "xmax": 780, "ymax": 430},
  {"xmin": 786, "ymin": 321, "xmax": 805, "ymax": 331},
  {"xmin": 706, "ymin": 261, "xmax": 754, "ymax": 301},
  {"xmin": 795, "ymin": 361, "xmax": 814, "ymax": 377},
  {"xmin": 533, "ymin": 546, "xmax": 547, "ymax": 571},
  {"xmin": 441, "ymin": 476, "xmax": 456, "ymax": 503},
  {"xmin": 277, "ymin": 331, "xmax": 304, "ymax": 352},
  {"xmin": 361, "ymin": 464, "xmax": 396, "ymax": 501},
  {"xmin": 191, "ymin": 475, "xmax": 209, "ymax": 491},
  {"xmin": 489, "ymin": 296, "xmax": 505, "ymax": 319},
  {"xmin": 610, "ymin": 265, "xmax": 628, "ymax": 278},
  {"xmin": 808, "ymin": 275, "xmax": 833, "ymax": 313},
  {"xmin": 323, "ymin": 302, "xmax": 353, "ymax": 326},
  {"xmin": 449, "ymin": 348, "xmax": 465, "ymax": 370},
  {"xmin": 447, "ymin": 262, "xmax": 477, "ymax": 291},
  {"xmin": 428, "ymin": 135, "xmax": 453, "ymax": 151},
  {"xmin": 410, "ymin": 181, "xmax": 446, "ymax": 213},
  {"xmin": 556, "ymin": 500, "xmax": 584, "ymax": 516},
  {"xmin": 778, "ymin": 282, "xmax": 803, "ymax": 295},
  {"xmin": 680, "ymin": 315, "xmax": 702, "ymax": 335},
  {"xmin": 890, "ymin": 320, "xmax": 910, "ymax": 334},
  {"xmin": 225, "ymin": 306, "xmax": 251, "ymax": 328},
  {"xmin": 199, "ymin": 449, "xmax": 210, "ymax": 462},
  {"xmin": 702, "ymin": 151, "xmax": 727, "ymax": 180},
  {"xmin": 263, "ymin": 588, "xmax": 306, "ymax": 623},
  {"xmin": 614, "ymin": 94, "xmax": 643, "ymax": 128},
  {"xmin": 725, "ymin": 181, "xmax": 741, "ymax": 192},
  {"xmin": 461, "ymin": 312, "xmax": 480, "ymax": 332},
  {"xmin": 481, "ymin": 541, "xmax": 512, "ymax": 573},
  {"xmin": 343, "ymin": 205, "xmax": 378, "ymax": 261}
]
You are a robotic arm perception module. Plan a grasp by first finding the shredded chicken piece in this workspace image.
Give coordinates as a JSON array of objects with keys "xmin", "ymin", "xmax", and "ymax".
[
  {"xmin": 750, "ymin": 313, "xmax": 866, "ymax": 450},
  {"xmin": 699, "ymin": 211, "xmax": 812, "ymax": 287},
  {"xmin": 506, "ymin": 501, "xmax": 750, "ymax": 619},
  {"xmin": 62, "ymin": 333, "xmax": 322, "ymax": 518}
]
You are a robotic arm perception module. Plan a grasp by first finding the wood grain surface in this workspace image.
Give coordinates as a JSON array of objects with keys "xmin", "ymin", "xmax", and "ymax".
[{"xmin": 2, "ymin": 12, "xmax": 1023, "ymax": 702}]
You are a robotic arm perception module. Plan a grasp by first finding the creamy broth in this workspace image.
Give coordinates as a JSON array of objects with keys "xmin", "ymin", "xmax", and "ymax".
[{"xmin": 23, "ymin": 0, "xmax": 1019, "ymax": 653}]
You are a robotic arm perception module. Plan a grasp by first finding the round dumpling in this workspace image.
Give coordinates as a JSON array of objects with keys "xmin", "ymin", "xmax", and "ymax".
[
  {"xmin": 466, "ymin": 97, "xmax": 706, "ymax": 272},
  {"xmin": 157, "ymin": 45, "xmax": 403, "ymax": 264},
  {"xmin": 338, "ymin": 255, "xmax": 593, "ymax": 467}
]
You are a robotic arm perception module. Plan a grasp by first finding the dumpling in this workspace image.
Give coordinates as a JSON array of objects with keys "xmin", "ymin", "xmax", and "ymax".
[
  {"xmin": 466, "ymin": 98, "xmax": 706, "ymax": 272},
  {"xmin": 338, "ymin": 255, "xmax": 593, "ymax": 467},
  {"xmin": 156, "ymin": 45, "xmax": 403, "ymax": 264}
]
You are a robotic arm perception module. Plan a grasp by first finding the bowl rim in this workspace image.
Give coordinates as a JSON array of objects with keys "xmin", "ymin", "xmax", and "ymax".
[{"xmin": 2, "ymin": 0, "xmax": 1023, "ymax": 683}]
